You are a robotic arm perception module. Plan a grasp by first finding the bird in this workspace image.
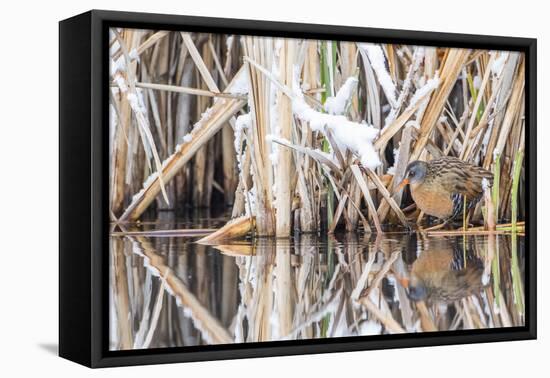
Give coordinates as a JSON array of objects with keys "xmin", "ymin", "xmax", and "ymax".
[
  {"xmin": 406, "ymin": 238, "xmax": 487, "ymax": 303},
  {"xmin": 397, "ymin": 156, "xmax": 493, "ymax": 222}
]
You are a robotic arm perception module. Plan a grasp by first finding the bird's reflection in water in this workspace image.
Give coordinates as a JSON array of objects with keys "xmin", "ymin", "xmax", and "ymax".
[
  {"xmin": 407, "ymin": 237, "xmax": 486, "ymax": 303},
  {"xmin": 109, "ymin": 223, "xmax": 525, "ymax": 351}
]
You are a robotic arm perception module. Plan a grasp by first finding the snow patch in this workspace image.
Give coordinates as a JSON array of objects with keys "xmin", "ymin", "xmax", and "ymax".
[
  {"xmin": 386, "ymin": 146, "xmax": 401, "ymax": 176},
  {"xmin": 234, "ymin": 113, "xmax": 251, "ymax": 175},
  {"xmin": 228, "ymin": 69, "xmax": 249, "ymax": 95},
  {"xmin": 359, "ymin": 320, "xmax": 382, "ymax": 336},
  {"xmin": 129, "ymin": 48, "xmax": 140, "ymax": 62},
  {"xmin": 268, "ymin": 49, "xmax": 281, "ymax": 170},
  {"xmin": 405, "ymin": 120, "xmax": 421, "ymax": 129},
  {"xmin": 110, "ymin": 57, "xmax": 126, "ymax": 76},
  {"xmin": 226, "ymin": 35, "xmax": 234, "ymax": 51},
  {"xmin": 113, "ymin": 75, "xmax": 128, "ymax": 93},
  {"xmin": 473, "ymin": 75, "xmax": 482, "ymax": 90},
  {"xmin": 407, "ymin": 75, "xmax": 440, "ymax": 111},
  {"xmin": 359, "ymin": 43, "xmax": 397, "ymax": 107},
  {"xmin": 291, "ymin": 67, "xmax": 381, "ymax": 169},
  {"xmin": 491, "ymin": 52, "xmax": 508, "ymax": 78},
  {"xmin": 324, "ymin": 76, "xmax": 358, "ymax": 115},
  {"xmin": 269, "ymin": 150, "xmax": 279, "ymax": 164},
  {"xmin": 481, "ymin": 271, "xmax": 490, "ymax": 286},
  {"xmin": 482, "ymin": 177, "xmax": 491, "ymax": 191},
  {"xmin": 126, "ymin": 90, "xmax": 148, "ymax": 114}
]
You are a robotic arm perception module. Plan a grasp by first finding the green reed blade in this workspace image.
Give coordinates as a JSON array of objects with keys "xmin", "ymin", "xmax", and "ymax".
[
  {"xmin": 492, "ymin": 153, "xmax": 501, "ymax": 221},
  {"xmin": 511, "ymin": 150, "xmax": 524, "ymax": 232},
  {"xmin": 491, "ymin": 237, "xmax": 501, "ymax": 308},
  {"xmin": 510, "ymin": 232, "xmax": 525, "ymax": 316}
]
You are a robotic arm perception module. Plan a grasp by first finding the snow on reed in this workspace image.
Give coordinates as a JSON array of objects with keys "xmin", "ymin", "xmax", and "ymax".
[
  {"xmin": 131, "ymin": 100, "xmax": 223, "ymax": 204},
  {"xmin": 126, "ymin": 90, "xmax": 148, "ymax": 114},
  {"xmin": 482, "ymin": 177, "xmax": 491, "ymax": 191},
  {"xmin": 269, "ymin": 42, "xmax": 282, "ymax": 167},
  {"xmin": 113, "ymin": 75, "xmax": 128, "ymax": 93},
  {"xmin": 359, "ymin": 43, "xmax": 397, "ymax": 107},
  {"xmin": 473, "ymin": 75, "xmax": 482, "ymax": 90},
  {"xmin": 244, "ymin": 59, "xmax": 382, "ymax": 170},
  {"xmin": 383, "ymin": 46, "xmax": 426, "ymax": 129},
  {"xmin": 110, "ymin": 58, "xmax": 125, "ymax": 76},
  {"xmin": 490, "ymin": 51, "xmax": 508, "ymax": 78},
  {"xmin": 386, "ymin": 146, "xmax": 401, "ymax": 176},
  {"xmin": 228, "ymin": 68, "xmax": 249, "ymax": 95},
  {"xmin": 234, "ymin": 113, "xmax": 251, "ymax": 168},
  {"xmin": 291, "ymin": 70, "xmax": 381, "ymax": 169},
  {"xmin": 233, "ymin": 113, "xmax": 256, "ymax": 215},
  {"xmin": 359, "ymin": 320, "xmax": 383, "ymax": 335},
  {"xmin": 225, "ymin": 35, "xmax": 234, "ymax": 51},
  {"xmin": 131, "ymin": 171, "xmax": 159, "ymax": 202},
  {"xmin": 128, "ymin": 48, "xmax": 140, "ymax": 62},
  {"xmin": 406, "ymin": 75, "xmax": 440, "ymax": 111},
  {"xmin": 110, "ymin": 49, "xmax": 140, "ymax": 76},
  {"xmin": 492, "ymin": 148, "xmax": 501, "ymax": 161},
  {"xmin": 324, "ymin": 76, "xmax": 358, "ymax": 115},
  {"xmin": 235, "ymin": 113, "xmax": 251, "ymax": 141}
]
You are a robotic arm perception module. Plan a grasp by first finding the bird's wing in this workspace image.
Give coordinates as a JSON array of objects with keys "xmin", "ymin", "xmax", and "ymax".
[{"xmin": 431, "ymin": 158, "xmax": 493, "ymax": 199}]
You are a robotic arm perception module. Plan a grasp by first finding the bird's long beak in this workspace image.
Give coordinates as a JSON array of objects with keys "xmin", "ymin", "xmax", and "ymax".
[{"xmin": 396, "ymin": 178, "xmax": 409, "ymax": 192}]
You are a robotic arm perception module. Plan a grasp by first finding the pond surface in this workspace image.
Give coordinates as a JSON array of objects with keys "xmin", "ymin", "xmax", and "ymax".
[{"xmin": 109, "ymin": 214, "xmax": 525, "ymax": 351}]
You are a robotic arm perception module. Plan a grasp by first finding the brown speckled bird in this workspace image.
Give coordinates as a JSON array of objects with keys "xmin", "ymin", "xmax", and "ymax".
[
  {"xmin": 407, "ymin": 239, "xmax": 487, "ymax": 303},
  {"xmin": 397, "ymin": 156, "xmax": 493, "ymax": 221}
]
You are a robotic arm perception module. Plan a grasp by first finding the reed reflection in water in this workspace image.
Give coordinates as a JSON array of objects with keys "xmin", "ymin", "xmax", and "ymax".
[{"xmin": 109, "ymin": 225, "xmax": 525, "ymax": 351}]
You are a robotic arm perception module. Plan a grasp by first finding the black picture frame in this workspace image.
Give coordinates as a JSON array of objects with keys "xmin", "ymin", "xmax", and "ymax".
[{"xmin": 59, "ymin": 9, "xmax": 537, "ymax": 368}]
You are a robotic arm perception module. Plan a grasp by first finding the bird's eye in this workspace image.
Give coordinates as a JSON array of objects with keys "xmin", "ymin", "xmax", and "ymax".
[{"xmin": 409, "ymin": 171, "xmax": 415, "ymax": 177}]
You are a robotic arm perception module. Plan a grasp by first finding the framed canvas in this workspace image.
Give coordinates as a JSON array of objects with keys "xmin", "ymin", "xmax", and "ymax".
[{"xmin": 59, "ymin": 10, "xmax": 537, "ymax": 368}]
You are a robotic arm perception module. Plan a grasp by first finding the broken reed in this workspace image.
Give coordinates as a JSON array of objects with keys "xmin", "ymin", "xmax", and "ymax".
[{"xmin": 109, "ymin": 29, "xmax": 527, "ymax": 235}]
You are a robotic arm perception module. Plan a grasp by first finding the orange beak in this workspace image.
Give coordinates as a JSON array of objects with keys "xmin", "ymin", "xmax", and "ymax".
[
  {"xmin": 396, "ymin": 178, "xmax": 410, "ymax": 192},
  {"xmin": 398, "ymin": 277, "xmax": 410, "ymax": 289}
]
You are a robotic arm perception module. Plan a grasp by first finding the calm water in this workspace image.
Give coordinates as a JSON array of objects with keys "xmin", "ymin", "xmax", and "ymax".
[{"xmin": 109, "ymin": 215, "xmax": 525, "ymax": 351}]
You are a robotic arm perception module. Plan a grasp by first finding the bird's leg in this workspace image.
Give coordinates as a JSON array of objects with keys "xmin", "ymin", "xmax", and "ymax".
[
  {"xmin": 416, "ymin": 212, "xmax": 440, "ymax": 232},
  {"xmin": 416, "ymin": 210, "xmax": 425, "ymax": 230},
  {"xmin": 423, "ymin": 221, "xmax": 447, "ymax": 232},
  {"xmin": 402, "ymin": 203, "xmax": 417, "ymax": 213},
  {"xmin": 422, "ymin": 221, "xmax": 449, "ymax": 232}
]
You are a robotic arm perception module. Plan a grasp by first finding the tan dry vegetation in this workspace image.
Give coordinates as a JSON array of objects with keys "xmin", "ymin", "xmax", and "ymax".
[{"xmin": 109, "ymin": 28, "xmax": 525, "ymax": 235}]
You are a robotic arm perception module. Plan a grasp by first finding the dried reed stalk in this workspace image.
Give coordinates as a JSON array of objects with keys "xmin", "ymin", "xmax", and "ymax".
[
  {"xmin": 275, "ymin": 39, "xmax": 296, "ymax": 237},
  {"xmin": 411, "ymin": 48, "xmax": 471, "ymax": 160},
  {"xmin": 242, "ymin": 36, "xmax": 276, "ymax": 236},
  {"xmin": 131, "ymin": 236, "xmax": 232, "ymax": 344},
  {"xmin": 197, "ymin": 215, "xmax": 255, "ymax": 243},
  {"xmin": 109, "ymin": 29, "xmax": 525, "ymax": 233},
  {"xmin": 119, "ymin": 67, "xmax": 247, "ymax": 221}
]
